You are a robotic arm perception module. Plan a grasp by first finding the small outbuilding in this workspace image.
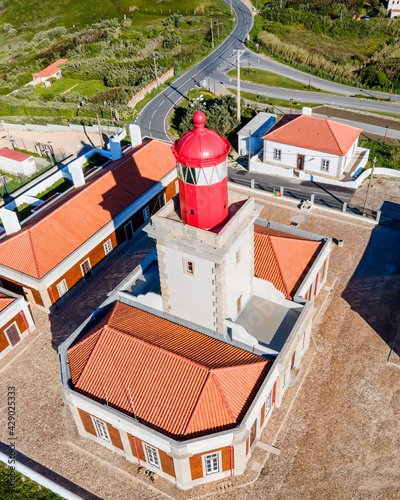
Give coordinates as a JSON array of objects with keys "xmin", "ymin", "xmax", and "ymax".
[
  {"xmin": 31, "ymin": 58, "xmax": 68, "ymax": 87},
  {"xmin": 237, "ymin": 112, "xmax": 277, "ymax": 157},
  {"xmin": 0, "ymin": 147, "xmax": 37, "ymax": 176}
]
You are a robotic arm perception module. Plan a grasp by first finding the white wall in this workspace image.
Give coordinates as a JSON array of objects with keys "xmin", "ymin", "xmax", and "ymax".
[
  {"xmin": 224, "ymin": 225, "xmax": 254, "ymax": 320},
  {"xmin": 162, "ymin": 246, "xmax": 216, "ymax": 330},
  {"xmin": 0, "ymin": 156, "xmax": 36, "ymax": 176}
]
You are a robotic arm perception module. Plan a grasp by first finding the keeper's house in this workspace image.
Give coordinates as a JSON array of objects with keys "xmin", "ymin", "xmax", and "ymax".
[{"xmin": 0, "ymin": 138, "xmax": 177, "ymax": 313}]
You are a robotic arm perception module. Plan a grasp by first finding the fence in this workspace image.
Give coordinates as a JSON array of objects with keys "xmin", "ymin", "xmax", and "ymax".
[{"xmin": 228, "ymin": 176, "xmax": 381, "ymax": 223}]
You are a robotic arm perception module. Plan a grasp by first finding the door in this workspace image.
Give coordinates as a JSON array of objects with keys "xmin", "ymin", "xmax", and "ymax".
[
  {"xmin": 80, "ymin": 258, "xmax": 92, "ymax": 279},
  {"xmin": 124, "ymin": 221, "xmax": 133, "ymax": 241},
  {"xmin": 297, "ymin": 154, "xmax": 305, "ymax": 170}
]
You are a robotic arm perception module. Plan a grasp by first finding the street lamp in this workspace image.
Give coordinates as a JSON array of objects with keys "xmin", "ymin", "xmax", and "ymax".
[{"xmin": 290, "ymin": 99, "xmax": 293, "ymax": 114}]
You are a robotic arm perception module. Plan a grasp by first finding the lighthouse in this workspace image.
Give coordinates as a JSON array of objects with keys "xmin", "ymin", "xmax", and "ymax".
[{"xmin": 172, "ymin": 110, "xmax": 231, "ymax": 230}]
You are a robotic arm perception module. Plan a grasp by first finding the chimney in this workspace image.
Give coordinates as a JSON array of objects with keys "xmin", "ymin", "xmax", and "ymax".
[
  {"xmin": 109, "ymin": 137, "xmax": 122, "ymax": 161},
  {"xmin": 68, "ymin": 162, "xmax": 85, "ymax": 188},
  {"xmin": 0, "ymin": 207, "xmax": 21, "ymax": 235},
  {"xmin": 302, "ymin": 107, "xmax": 312, "ymax": 116},
  {"xmin": 129, "ymin": 124, "xmax": 142, "ymax": 148}
]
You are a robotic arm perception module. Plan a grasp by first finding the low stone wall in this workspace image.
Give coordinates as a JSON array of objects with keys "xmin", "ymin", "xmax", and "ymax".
[
  {"xmin": 127, "ymin": 68, "xmax": 174, "ymax": 108},
  {"xmin": 0, "ymin": 121, "xmax": 120, "ymax": 136}
]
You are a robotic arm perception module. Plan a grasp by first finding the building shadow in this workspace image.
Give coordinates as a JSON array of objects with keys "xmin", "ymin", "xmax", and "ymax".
[
  {"xmin": 342, "ymin": 201, "xmax": 400, "ymax": 355},
  {"xmin": 48, "ymin": 138, "xmax": 170, "ymax": 351}
]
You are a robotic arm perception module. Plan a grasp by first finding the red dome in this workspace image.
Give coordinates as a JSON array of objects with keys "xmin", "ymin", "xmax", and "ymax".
[{"xmin": 172, "ymin": 111, "xmax": 231, "ymax": 168}]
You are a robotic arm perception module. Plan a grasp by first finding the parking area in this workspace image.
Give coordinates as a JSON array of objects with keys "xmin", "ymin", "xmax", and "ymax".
[{"xmin": 0, "ymin": 177, "xmax": 400, "ymax": 499}]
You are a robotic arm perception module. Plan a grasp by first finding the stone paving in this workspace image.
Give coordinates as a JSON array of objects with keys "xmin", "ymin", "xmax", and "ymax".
[{"xmin": 1, "ymin": 178, "xmax": 400, "ymax": 499}]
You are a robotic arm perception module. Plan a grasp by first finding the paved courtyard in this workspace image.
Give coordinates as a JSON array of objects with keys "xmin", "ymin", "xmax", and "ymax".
[{"xmin": 1, "ymin": 177, "xmax": 400, "ymax": 499}]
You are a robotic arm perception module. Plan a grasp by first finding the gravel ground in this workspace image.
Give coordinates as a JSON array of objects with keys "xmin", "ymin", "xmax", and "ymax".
[{"xmin": 0, "ymin": 179, "xmax": 400, "ymax": 499}]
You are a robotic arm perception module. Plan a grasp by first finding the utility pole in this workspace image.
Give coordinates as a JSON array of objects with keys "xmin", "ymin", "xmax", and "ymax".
[
  {"xmin": 384, "ymin": 126, "xmax": 389, "ymax": 144},
  {"xmin": 97, "ymin": 114, "xmax": 104, "ymax": 149},
  {"xmin": 363, "ymin": 156, "xmax": 377, "ymax": 216},
  {"xmin": 211, "ymin": 20, "xmax": 214, "ymax": 48},
  {"xmin": 236, "ymin": 49, "xmax": 245, "ymax": 122}
]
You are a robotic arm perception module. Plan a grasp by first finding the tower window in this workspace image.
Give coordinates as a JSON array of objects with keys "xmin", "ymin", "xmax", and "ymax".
[
  {"xmin": 183, "ymin": 259, "xmax": 195, "ymax": 276},
  {"xmin": 235, "ymin": 249, "xmax": 241, "ymax": 264},
  {"xmin": 190, "ymin": 209, "xmax": 195, "ymax": 215}
]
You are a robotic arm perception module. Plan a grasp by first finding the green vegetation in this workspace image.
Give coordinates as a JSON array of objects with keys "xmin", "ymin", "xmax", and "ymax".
[
  {"xmin": 83, "ymin": 153, "xmax": 109, "ymax": 171},
  {"xmin": 250, "ymin": 0, "xmax": 400, "ymax": 91},
  {"xmin": 35, "ymin": 177, "xmax": 73, "ymax": 200},
  {"xmin": 360, "ymin": 138, "xmax": 400, "ymax": 170},
  {"xmin": 0, "ymin": 462, "xmax": 61, "ymax": 499},
  {"xmin": 34, "ymin": 78, "xmax": 109, "ymax": 99},
  {"xmin": 228, "ymin": 88, "xmax": 318, "ymax": 110},
  {"xmin": 171, "ymin": 92, "xmax": 241, "ymax": 137},
  {"xmin": 228, "ymin": 67, "xmax": 322, "ymax": 92},
  {"xmin": 0, "ymin": 1, "xmax": 233, "ymax": 124}
]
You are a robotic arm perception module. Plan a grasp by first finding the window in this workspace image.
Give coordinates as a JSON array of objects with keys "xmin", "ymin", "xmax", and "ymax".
[
  {"xmin": 175, "ymin": 179, "xmax": 179, "ymax": 193},
  {"xmin": 5, "ymin": 323, "xmax": 21, "ymax": 347},
  {"xmin": 184, "ymin": 259, "xmax": 195, "ymax": 276},
  {"xmin": 302, "ymin": 331, "xmax": 306, "ymax": 349},
  {"xmin": 204, "ymin": 453, "xmax": 220, "ymax": 475},
  {"xmin": 321, "ymin": 159, "xmax": 330, "ymax": 172},
  {"xmin": 273, "ymin": 148, "xmax": 282, "ymax": 161},
  {"xmin": 265, "ymin": 390, "xmax": 272, "ymax": 416},
  {"xmin": 142, "ymin": 206, "xmax": 150, "ymax": 222},
  {"xmin": 103, "ymin": 239, "xmax": 113, "ymax": 255},
  {"xmin": 144, "ymin": 444, "xmax": 160, "ymax": 468},
  {"xmin": 92, "ymin": 417, "xmax": 110, "ymax": 441},
  {"xmin": 56, "ymin": 279, "xmax": 68, "ymax": 297},
  {"xmin": 80, "ymin": 258, "xmax": 92, "ymax": 279},
  {"xmin": 235, "ymin": 249, "xmax": 241, "ymax": 264}
]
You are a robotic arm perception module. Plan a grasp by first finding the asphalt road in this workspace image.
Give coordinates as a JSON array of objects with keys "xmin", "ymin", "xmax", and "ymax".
[
  {"xmin": 228, "ymin": 168, "xmax": 357, "ymax": 212},
  {"xmin": 135, "ymin": 0, "xmax": 254, "ymax": 141}
]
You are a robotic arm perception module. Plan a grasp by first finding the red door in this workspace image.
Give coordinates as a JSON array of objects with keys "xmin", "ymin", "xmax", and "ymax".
[{"xmin": 297, "ymin": 154, "xmax": 305, "ymax": 170}]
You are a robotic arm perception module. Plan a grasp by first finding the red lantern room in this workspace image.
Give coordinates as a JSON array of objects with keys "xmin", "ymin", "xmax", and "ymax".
[{"xmin": 172, "ymin": 111, "xmax": 231, "ymax": 230}]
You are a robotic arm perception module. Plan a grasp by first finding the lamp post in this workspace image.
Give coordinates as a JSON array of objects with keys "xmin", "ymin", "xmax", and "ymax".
[
  {"xmin": 290, "ymin": 99, "xmax": 293, "ymax": 114},
  {"xmin": 236, "ymin": 49, "xmax": 245, "ymax": 122}
]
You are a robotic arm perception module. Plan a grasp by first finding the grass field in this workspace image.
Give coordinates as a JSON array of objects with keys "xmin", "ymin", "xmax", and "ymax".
[
  {"xmin": 227, "ymin": 68, "xmax": 323, "ymax": 92},
  {"xmin": 1, "ymin": 0, "xmax": 212, "ymax": 31},
  {"xmin": 35, "ymin": 78, "xmax": 109, "ymax": 99},
  {"xmin": 228, "ymin": 88, "xmax": 319, "ymax": 110}
]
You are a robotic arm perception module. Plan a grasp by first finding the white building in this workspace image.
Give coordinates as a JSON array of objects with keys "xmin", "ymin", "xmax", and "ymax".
[
  {"xmin": 0, "ymin": 147, "xmax": 36, "ymax": 176},
  {"xmin": 387, "ymin": 0, "xmax": 400, "ymax": 17},
  {"xmin": 59, "ymin": 113, "xmax": 332, "ymax": 490},
  {"xmin": 250, "ymin": 109, "xmax": 369, "ymax": 181},
  {"xmin": 237, "ymin": 112, "xmax": 276, "ymax": 157}
]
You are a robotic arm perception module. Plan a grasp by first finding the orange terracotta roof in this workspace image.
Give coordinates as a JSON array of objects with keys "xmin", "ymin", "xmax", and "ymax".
[
  {"xmin": 0, "ymin": 293, "xmax": 15, "ymax": 312},
  {"xmin": 0, "ymin": 139, "xmax": 176, "ymax": 279},
  {"xmin": 68, "ymin": 302, "xmax": 270, "ymax": 440},
  {"xmin": 0, "ymin": 148, "xmax": 31, "ymax": 162},
  {"xmin": 33, "ymin": 59, "xmax": 68, "ymax": 79},
  {"xmin": 262, "ymin": 114, "xmax": 362, "ymax": 156},
  {"xmin": 254, "ymin": 225, "xmax": 322, "ymax": 299}
]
